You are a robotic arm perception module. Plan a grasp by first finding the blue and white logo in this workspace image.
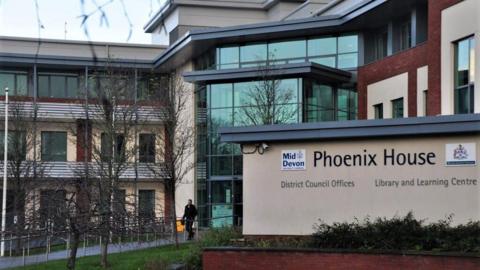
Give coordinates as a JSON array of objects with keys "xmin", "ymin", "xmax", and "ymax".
[{"xmin": 281, "ymin": 149, "xmax": 306, "ymax": 171}]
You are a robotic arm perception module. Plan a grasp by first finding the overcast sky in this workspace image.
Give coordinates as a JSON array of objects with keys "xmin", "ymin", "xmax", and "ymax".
[{"xmin": 0, "ymin": 0, "xmax": 166, "ymax": 44}]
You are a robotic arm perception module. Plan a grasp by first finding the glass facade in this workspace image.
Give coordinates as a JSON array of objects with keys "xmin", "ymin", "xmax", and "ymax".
[
  {"xmin": 196, "ymin": 77, "xmax": 357, "ymax": 227},
  {"xmin": 208, "ymin": 35, "xmax": 358, "ymax": 70}
]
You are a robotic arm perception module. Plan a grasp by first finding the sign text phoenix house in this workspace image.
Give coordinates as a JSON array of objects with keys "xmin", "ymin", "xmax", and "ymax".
[{"xmin": 314, "ymin": 149, "xmax": 436, "ymax": 167}]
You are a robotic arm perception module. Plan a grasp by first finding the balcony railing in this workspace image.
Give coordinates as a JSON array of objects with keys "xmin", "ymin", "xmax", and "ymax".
[
  {"xmin": 0, "ymin": 161, "xmax": 169, "ymax": 180},
  {"xmin": 0, "ymin": 101, "xmax": 166, "ymax": 122}
]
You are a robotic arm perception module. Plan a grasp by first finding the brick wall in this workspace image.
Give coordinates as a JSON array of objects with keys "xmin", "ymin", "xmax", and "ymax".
[
  {"xmin": 357, "ymin": 44, "xmax": 428, "ymax": 119},
  {"xmin": 203, "ymin": 248, "xmax": 480, "ymax": 270},
  {"xmin": 426, "ymin": 0, "xmax": 463, "ymax": 116},
  {"xmin": 357, "ymin": 0, "xmax": 464, "ymax": 119}
]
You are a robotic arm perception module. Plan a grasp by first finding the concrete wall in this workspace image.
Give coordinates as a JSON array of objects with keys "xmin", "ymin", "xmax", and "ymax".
[
  {"xmin": 0, "ymin": 37, "xmax": 165, "ymax": 60},
  {"xmin": 242, "ymin": 135, "xmax": 479, "ymax": 235},
  {"xmin": 417, "ymin": 66, "xmax": 429, "ymax": 117},
  {"xmin": 440, "ymin": 0, "xmax": 479, "ymax": 114},
  {"xmin": 367, "ymin": 73, "xmax": 408, "ymax": 119}
]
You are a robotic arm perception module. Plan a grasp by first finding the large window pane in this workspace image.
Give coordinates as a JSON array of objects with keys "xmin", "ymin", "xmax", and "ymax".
[
  {"xmin": 308, "ymin": 37, "xmax": 337, "ymax": 56},
  {"xmin": 456, "ymin": 38, "xmax": 470, "ymax": 87},
  {"xmin": 310, "ymin": 57, "xmax": 336, "ymax": 67},
  {"xmin": 274, "ymin": 104, "xmax": 298, "ymax": 124},
  {"xmin": 41, "ymin": 131, "xmax": 67, "ymax": 161},
  {"xmin": 0, "ymin": 73, "xmax": 14, "ymax": 96},
  {"xmin": 210, "ymin": 108, "xmax": 233, "ymax": 130},
  {"xmin": 210, "ymin": 134, "xmax": 231, "ymax": 155},
  {"xmin": 269, "ymin": 40, "xmax": 306, "ymax": 61},
  {"xmin": 306, "ymin": 83, "xmax": 334, "ymax": 122},
  {"xmin": 50, "ymin": 76, "xmax": 66, "ymax": 98},
  {"xmin": 338, "ymin": 35, "xmax": 358, "ymax": 53},
  {"xmin": 66, "ymin": 77, "xmax": 78, "ymax": 98},
  {"xmin": 210, "ymin": 83, "xmax": 232, "ymax": 108},
  {"xmin": 276, "ymin": 79, "xmax": 298, "ymax": 104},
  {"xmin": 234, "ymin": 82, "xmax": 258, "ymax": 107},
  {"xmin": 219, "ymin": 47, "xmax": 239, "ymax": 69},
  {"xmin": 210, "ymin": 156, "xmax": 232, "ymax": 176},
  {"xmin": 16, "ymin": 75, "xmax": 28, "ymax": 96},
  {"xmin": 240, "ymin": 43, "xmax": 267, "ymax": 66},
  {"xmin": 211, "ymin": 181, "xmax": 232, "ymax": 204},
  {"xmin": 234, "ymin": 106, "xmax": 264, "ymax": 126},
  {"xmin": 338, "ymin": 53, "xmax": 358, "ymax": 69},
  {"xmin": 38, "ymin": 76, "xmax": 49, "ymax": 97}
]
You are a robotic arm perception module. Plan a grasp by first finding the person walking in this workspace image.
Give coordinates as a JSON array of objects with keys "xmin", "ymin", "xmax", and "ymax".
[{"xmin": 182, "ymin": 199, "xmax": 197, "ymax": 240}]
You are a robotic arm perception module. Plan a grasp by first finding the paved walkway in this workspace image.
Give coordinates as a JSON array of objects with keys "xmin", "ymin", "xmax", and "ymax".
[{"xmin": 0, "ymin": 237, "xmax": 185, "ymax": 269}]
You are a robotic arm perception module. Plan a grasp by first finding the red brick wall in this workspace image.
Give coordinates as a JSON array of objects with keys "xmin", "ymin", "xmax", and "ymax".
[
  {"xmin": 426, "ymin": 0, "xmax": 463, "ymax": 116},
  {"xmin": 357, "ymin": 0, "xmax": 464, "ymax": 119},
  {"xmin": 357, "ymin": 44, "xmax": 428, "ymax": 119},
  {"xmin": 203, "ymin": 249, "xmax": 480, "ymax": 270},
  {"xmin": 76, "ymin": 119, "xmax": 92, "ymax": 162}
]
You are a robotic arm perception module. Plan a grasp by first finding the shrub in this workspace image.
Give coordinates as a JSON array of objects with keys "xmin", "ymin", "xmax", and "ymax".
[{"xmin": 311, "ymin": 212, "xmax": 480, "ymax": 252}]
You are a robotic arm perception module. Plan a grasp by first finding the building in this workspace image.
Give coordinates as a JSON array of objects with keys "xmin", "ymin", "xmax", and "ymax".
[{"xmin": 0, "ymin": 0, "xmax": 478, "ymax": 229}]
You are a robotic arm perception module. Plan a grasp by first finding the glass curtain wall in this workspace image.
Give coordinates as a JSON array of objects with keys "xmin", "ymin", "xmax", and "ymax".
[
  {"xmin": 196, "ymin": 78, "xmax": 357, "ymax": 227},
  {"xmin": 213, "ymin": 35, "xmax": 358, "ymax": 70}
]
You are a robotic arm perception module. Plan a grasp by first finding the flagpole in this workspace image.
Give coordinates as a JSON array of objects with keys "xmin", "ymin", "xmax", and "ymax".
[{"xmin": 1, "ymin": 87, "xmax": 9, "ymax": 257}]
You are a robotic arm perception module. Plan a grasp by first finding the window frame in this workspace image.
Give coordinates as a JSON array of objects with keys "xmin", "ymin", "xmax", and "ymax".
[
  {"xmin": 454, "ymin": 36, "xmax": 475, "ymax": 114},
  {"xmin": 391, "ymin": 98, "xmax": 404, "ymax": 119}
]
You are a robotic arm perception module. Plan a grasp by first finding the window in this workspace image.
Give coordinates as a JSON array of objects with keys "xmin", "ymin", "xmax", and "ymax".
[
  {"xmin": 138, "ymin": 190, "xmax": 155, "ymax": 219},
  {"xmin": 399, "ymin": 20, "xmax": 411, "ymax": 51},
  {"xmin": 209, "ymin": 83, "xmax": 232, "ymax": 108},
  {"xmin": 240, "ymin": 43, "xmax": 267, "ymax": 67},
  {"xmin": 375, "ymin": 28, "xmax": 389, "ymax": 60},
  {"xmin": 38, "ymin": 74, "xmax": 78, "ymax": 98},
  {"xmin": 374, "ymin": 103, "xmax": 384, "ymax": 119},
  {"xmin": 337, "ymin": 35, "xmax": 358, "ymax": 69},
  {"xmin": 269, "ymin": 40, "xmax": 306, "ymax": 64},
  {"xmin": 308, "ymin": 37, "xmax": 337, "ymax": 67},
  {"xmin": 391, "ymin": 98, "xmax": 404, "ymax": 118},
  {"xmin": 305, "ymin": 83, "xmax": 334, "ymax": 122},
  {"xmin": 41, "ymin": 132, "xmax": 67, "ymax": 161},
  {"xmin": 39, "ymin": 190, "xmax": 66, "ymax": 229},
  {"xmin": 217, "ymin": 47, "xmax": 239, "ymax": 69},
  {"xmin": 0, "ymin": 131, "xmax": 26, "ymax": 161},
  {"xmin": 101, "ymin": 133, "xmax": 125, "ymax": 162},
  {"xmin": 0, "ymin": 71, "xmax": 28, "ymax": 96},
  {"xmin": 454, "ymin": 36, "xmax": 475, "ymax": 114},
  {"xmin": 139, "ymin": 134, "xmax": 155, "ymax": 163},
  {"xmin": 113, "ymin": 189, "xmax": 126, "ymax": 218}
]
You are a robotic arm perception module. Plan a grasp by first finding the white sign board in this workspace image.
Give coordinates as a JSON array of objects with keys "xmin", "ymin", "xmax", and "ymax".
[
  {"xmin": 445, "ymin": 143, "xmax": 476, "ymax": 166},
  {"xmin": 281, "ymin": 149, "xmax": 306, "ymax": 170}
]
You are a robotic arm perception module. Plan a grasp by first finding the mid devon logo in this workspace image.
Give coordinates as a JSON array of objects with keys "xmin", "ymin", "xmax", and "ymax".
[
  {"xmin": 281, "ymin": 149, "xmax": 306, "ymax": 171},
  {"xmin": 445, "ymin": 143, "xmax": 476, "ymax": 166}
]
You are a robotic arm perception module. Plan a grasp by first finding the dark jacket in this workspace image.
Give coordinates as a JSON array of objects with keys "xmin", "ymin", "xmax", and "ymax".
[{"xmin": 183, "ymin": 204, "xmax": 198, "ymax": 220}]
